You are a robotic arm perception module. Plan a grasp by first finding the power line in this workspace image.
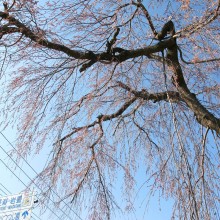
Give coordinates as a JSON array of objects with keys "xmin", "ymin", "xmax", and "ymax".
[
  {"xmin": 0, "ymin": 188, "xmax": 7, "ymax": 196},
  {"xmin": 0, "ymin": 183, "xmax": 11, "ymax": 194},
  {"xmin": 0, "ymin": 143, "xmax": 71, "ymax": 219},
  {"xmin": 0, "ymin": 157, "xmax": 27, "ymax": 187},
  {"xmin": 0, "ymin": 131, "xmax": 83, "ymax": 220},
  {"xmin": 0, "ymin": 146, "xmax": 66, "ymax": 220},
  {"xmin": 0, "ymin": 161, "xmax": 42, "ymax": 220}
]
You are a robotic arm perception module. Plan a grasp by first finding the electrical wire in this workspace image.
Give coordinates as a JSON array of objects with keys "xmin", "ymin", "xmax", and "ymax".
[
  {"xmin": 0, "ymin": 183, "xmax": 11, "ymax": 194},
  {"xmin": 0, "ymin": 188, "xmax": 7, "ymax": 196},
  {"xmin": 0, "ymin": 146, "xmax": 67, "ymax": 220},
  {"xmin": 0, "ymin": 131, "xmax": 83, "ymax": 220},
  {"xmin": 0, "ymin": 160, "xmax": 42, "ymax": 220}
]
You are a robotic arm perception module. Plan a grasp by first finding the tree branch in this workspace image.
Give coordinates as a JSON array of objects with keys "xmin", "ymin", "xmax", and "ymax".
[
  {"xmin": 132, "ymin": 1, "xmax": 158, "ymax": 37},
  {"xmin": 0, "ymin": 11, "xmax": 176, "ymax": 65},
  {"xmin": 58, "ymin": 97, "xmax": 137, "ymax": 143},
  {"xmin": 1, "ymin": 10, "xmax": 219, "ymax": 134},
  {"xmin": 178, "ymin": 47, "xmax": 220, "ymax": 64},
  {"xmin": 176, "ymin": 1, "xmax": 220, "ymax": 38},
  {"xmin": 0, "ymin": 12, "xmax": 89, "ymax": 58},
  {"xmin": 0, "ymin": 25, "xmax": 20, "ymax": 38},
  {"xmin": 160, "ymin": 22, "xmax": 220, "ymax": 133},
  {"xmin": 117, "ymin": 81, "xmax": 182, "ymax": 103}
]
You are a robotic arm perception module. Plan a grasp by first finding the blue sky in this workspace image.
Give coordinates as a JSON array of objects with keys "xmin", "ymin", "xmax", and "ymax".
[
  {"xmin": 0, "ymin": 0, "xmax": 175, "ymax": 220},
  {"xmin": 0, "ymin": 124, "xmax": 174, "ymax": 219},
  {"xmin": 0, "ymin": 0, "xmax": 213, "ymax": 219},
  {"xmin": 0, "ymin": 126, "xmax": 81, "ymax": 220},
  {"xmin": 0, "ymin": 0, "xmax": 175, "ymax": 219}
]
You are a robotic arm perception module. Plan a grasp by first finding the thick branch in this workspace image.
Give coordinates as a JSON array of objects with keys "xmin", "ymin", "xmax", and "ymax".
[
  {"xmin": 0, "ymin": 25, "xmax": 20, "ymax": 38},
  {"xmin": 156, "ymin": 20, "xmax": 175, "ymax": 40},
  {"xmin": 0, "ymin": 12, "xmax": 89, "ymax": 59},
  {"xmin": 117, "ymin": 81, "xmax": 182, "ymax": 103},
  {"xmin": 0, "ymin": 11, "xmax": 176, "ymax": 64},
  {"xmin": 162, "ymin": 28, "xmax": 220, "ymax": 133},
  {"xmin": 1, "ymin": 11, "xmax": 219, "ymax": 133},
  {"xmin": 172, "ymin": 60, "xmax": 220, "ymax": 133}
]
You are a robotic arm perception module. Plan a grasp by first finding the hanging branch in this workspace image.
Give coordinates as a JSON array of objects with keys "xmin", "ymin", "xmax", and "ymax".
[
  {"xmin": 132, "ymin": 1, "xmax": 158, "ymax": 37},
  {"xmin": 106, "ymin": 27, "xmax": 120, "ymax": 54}
]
